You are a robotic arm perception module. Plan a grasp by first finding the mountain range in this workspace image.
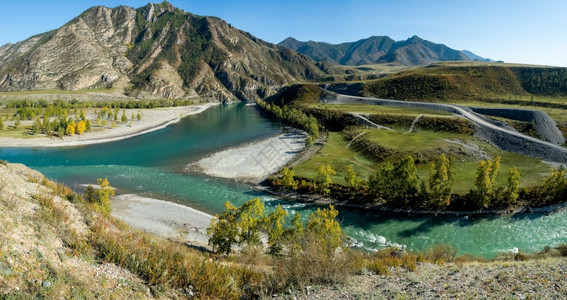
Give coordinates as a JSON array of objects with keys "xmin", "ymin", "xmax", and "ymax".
[
  {"xmin": 0, "ymin": 2, "xmax": 323, "ymax": 101},
  {"xmin": 278, "ymin": 36, "xmax": 490, "ymax": 66},
  {"xmin": 0, "ymin": 2, "xmax": 493, "ymax": 100}
]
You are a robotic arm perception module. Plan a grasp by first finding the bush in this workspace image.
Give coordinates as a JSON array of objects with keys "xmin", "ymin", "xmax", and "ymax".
[
  {"xmin": 557, "ymin": 244, "xmax": 567, "ymax": 256},
  {"xmin": 424, "ymin": 244, "xmax": 457, "ymax": 264}
]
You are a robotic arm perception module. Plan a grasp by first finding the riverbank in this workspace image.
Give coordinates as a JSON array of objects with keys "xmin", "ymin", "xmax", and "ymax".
[
  {"xmin": 0, "ymin": 103, "xmax": 217, "ymax": 147},
  {"xmin": 186, "ymin": 129, "xmax": 307, "ymax": 183},
  {"xmin": 256, "ymin": 185, "xmax": 567, "ymax": 216},
  {"xmin": 112, "ymin": 194, "xmax": 213, "ymax": 249}
]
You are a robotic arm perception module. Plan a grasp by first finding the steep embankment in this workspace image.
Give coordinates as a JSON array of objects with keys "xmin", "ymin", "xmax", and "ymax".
[{"xmin": 0, "ymin": 2, "xmax": 323, "ymax": 101}]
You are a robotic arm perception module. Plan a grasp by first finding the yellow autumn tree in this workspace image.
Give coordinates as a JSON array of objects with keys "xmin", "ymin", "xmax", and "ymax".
[
  {"xmin": 65, "ymin": 124, "xmax": 75, "ymax": 135},
  {"xmin": 76, "ymin": 120, "xmax": 86, "ymax": 135}
]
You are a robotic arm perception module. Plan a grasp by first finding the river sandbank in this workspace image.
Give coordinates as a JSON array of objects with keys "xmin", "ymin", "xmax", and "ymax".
[
  {"xmin": 0, "ymin": 103, "xmax": 217, "ymax": 147},
  {"xmin": 186, "ymin": 130, "xmax": 307, "ymax": 183},
  {"xmin": 112, "ymin": 194, "xmax": 213, "ymax": 248}
]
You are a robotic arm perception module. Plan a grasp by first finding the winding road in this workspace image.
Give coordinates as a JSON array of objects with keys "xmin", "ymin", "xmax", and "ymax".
[{"xmin": 324, "ymin": 94, "xmax": 567, "ymax": 164}]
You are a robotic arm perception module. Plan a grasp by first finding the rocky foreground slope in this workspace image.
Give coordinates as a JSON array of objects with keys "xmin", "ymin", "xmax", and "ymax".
[
  {"xmin": 0, "ymin": 161, "xmax": 156, "ymax": 298},
  {"xmin": 0, "ymin": 2, "xmax": 323, "ymax": 101},
  {"xmin": 279, "ymin": 259, "xmax": 566, "ymax": 299}
]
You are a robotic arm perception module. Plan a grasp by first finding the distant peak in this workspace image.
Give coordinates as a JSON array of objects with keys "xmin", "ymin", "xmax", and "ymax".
[
  {"xmin": 408, "ymin": 35, "xmax": 423, "ymax": 42},
  {"xmin": 281, "ymin": 37, "xmax": 299, "ymax": 43}
]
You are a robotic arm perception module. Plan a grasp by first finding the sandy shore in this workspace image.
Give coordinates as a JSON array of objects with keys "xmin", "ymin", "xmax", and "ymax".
[
  {"xmin": 112, "ymin": 194, "xmax": 213, "ymax": 248},
  {"xmin": 186, "ymin": 130, "xmax": 307, "ymax": 183},
  {"xmin": 0, "ymin": 103, "xmax": 217, "ymax": 147}
]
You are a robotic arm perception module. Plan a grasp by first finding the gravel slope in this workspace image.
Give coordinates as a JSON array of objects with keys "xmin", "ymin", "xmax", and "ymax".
[{"xmin": 274, "ymin": 259, "xmax": 567, "ymax": 299}]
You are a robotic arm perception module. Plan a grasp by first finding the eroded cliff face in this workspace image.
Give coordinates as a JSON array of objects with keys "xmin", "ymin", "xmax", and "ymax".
[{"xmin": 0, "ymin": 2, "xmax": 323, "ymax": 101}]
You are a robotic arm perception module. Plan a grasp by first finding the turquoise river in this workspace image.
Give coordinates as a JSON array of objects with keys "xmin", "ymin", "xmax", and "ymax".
[{"xmin": 1, "ymin": 103, "xmax": 565, "ymax": 257}]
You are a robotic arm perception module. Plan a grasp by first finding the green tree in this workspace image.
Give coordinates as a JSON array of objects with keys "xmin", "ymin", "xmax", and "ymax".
[
  {"xmin": 237, "ymin": 198, "xmax": 265, "ymax": 246},
  {"xmin": 542, "ymin": 166, "xmax": 567, "ymax": 202},
  {"xmin": 121, "ymin": 111, "xmax": 127, "ymax": 123},
  {"xmin": 263, "ymin": 204, "xmax": 288, "ymax": 255},
  {"xmin": 505, "ymin": 167, "xmax": 521, "ymax": 206},
  {"xmin": 14, "ymin": 119, "xmax": 20, "ymax": 129},
  {"xmin": 344, "ymin": 165, "xmax": 363, "ymax": 191},
  {"xmin": 315, "ymin": 164, "xmax": 336, "ymax": 195},
  {"xmin": 85, "ymin": 120, "xmax": 91, "ymax": 131},
  {"xmin": 0, "ymin": 118, "xmax": 4, "ymax": 130},
  {"xmin": 429, "ymin": 154, "xmax": 455, "ymax": 208},
  {"xmin": 304, "ymin": 135, "xmax": 315, "ymax": 147},
  {"xmin": 31, "ymin": 117, "xmax": 42, "ymax": 134},
  {"xmin": 84, "ymin": 178, "xmax": 114, "ymax": 215},
  {"xmin": 306, "ymin": 205, "xmax": 342, "ymax": 250},
  {"xmin": 136, "ymin": 112, "xmax": 142, "ymax": 121},
  {"xmin": 370, "ymin": 155, "xmax": 418, "ymax": 205},
  {"xmin": 473, "ymin": 156, "xmax": 501, "ymax": 208},
  {"xmin": 281, "ymin": 167, "xmax": 298, "ymax": 190},
  {"xmin": 208, "ymin": 201, "xmax": 239, "ymax": 255}
]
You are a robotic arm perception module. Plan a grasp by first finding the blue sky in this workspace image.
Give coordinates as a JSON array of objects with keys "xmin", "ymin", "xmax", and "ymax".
[{"xmin": 1, "ymin": 0, "xmax": 566, "ymax": 66}]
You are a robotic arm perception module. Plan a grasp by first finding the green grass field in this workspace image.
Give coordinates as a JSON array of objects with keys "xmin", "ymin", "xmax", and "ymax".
[
  {"xmin": 306, "ymin": 103, "xmax": 452, "ymax": 116},
  {"xmin": 292, "ymin": 129, "xmax": 552, "ymax": 194}
]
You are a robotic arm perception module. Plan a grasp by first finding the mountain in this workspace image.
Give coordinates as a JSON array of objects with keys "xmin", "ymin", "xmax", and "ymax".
[
  {"xmin": 0, "ymin": 2, "xmax": 324, "ymax": 101},
  {"xmin": 279, "ymin": 35, "xmax": 472, "ymax": 66},
  {"xmin": 461, "ymin": 50, "xmax": 495, "ymax": 62}
]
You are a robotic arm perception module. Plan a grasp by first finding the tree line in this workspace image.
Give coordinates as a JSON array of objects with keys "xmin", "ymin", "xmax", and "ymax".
[
  {"xmin": 256, "ymin": 99, "xmax": 319, "ymax": 146},
  {"xmin": 5, "ymin": 98, "xmax": 194, "ymax": 110},
  {"xmin": 274, "ymin": 155, "xmax": 567, "ymax": 211},
  {"xmin": 208, "ymin": 198, "xmax": 342, "ymax": 258}
]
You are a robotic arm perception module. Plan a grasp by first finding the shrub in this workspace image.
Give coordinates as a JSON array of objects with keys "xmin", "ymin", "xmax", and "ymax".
[
  {"xmin": 557, "ymin": 244, "xmax": 567, "ymax": 256},
  {"xmin": 424, "ymin": 244, "xmax": 457, "ymax": 264}
]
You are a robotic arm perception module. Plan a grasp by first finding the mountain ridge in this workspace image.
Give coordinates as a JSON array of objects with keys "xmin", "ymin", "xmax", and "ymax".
[
  {"xmin": 279, "ymin": 35, "xmax": 484, "ymax": 66},
  {"xmin": 0, "ymin": 2, "xmax": 324, "ymax": 101}
]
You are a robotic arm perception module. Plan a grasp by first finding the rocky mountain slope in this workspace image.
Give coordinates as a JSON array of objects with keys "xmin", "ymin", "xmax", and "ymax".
[
  {"xmin": 279, "ymin": 35, "xmax": 474, "ymax": 66},
  {"xmin": 0, "ymin": 2, "xmax": 324, "ymax": 101},
  {"xmin": 0, "ymin": 161, "xmax": 153, "ymax": 298}
]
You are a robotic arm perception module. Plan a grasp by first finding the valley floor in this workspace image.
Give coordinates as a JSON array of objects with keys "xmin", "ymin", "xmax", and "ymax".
[{"xmin": 0, "ymin": 103, "xmax": 217, "ymax": 147}]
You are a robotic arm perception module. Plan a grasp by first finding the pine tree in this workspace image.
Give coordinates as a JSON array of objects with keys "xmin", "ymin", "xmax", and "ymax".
[{"xmin": 0, "ymin": 117, "xmax": 4, "ymax": 130}]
